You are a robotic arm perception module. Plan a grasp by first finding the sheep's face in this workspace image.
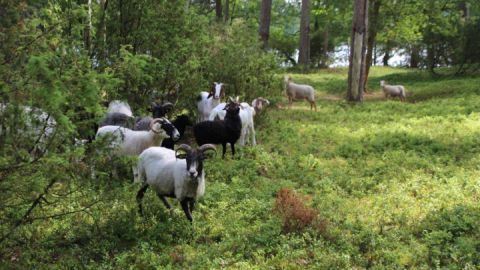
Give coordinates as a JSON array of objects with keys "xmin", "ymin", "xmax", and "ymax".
[
  {"xmin": 253, "ymin": 97, "xmax": 270, "ymax": 112},
  {"xmin": 150, "ymin": 118, "xmax": 180, "ymax": 141},
  {"xmin": 224, "ymin": 101, "xmax": 241, "ymax": 116},
  {"xmin": 209, "ymin": 82, "xmax": 224, "ymax": 100},
  {"xmin": 176, "ymin": 144, "xmax": 216, "ymax": 181},
  {"xmin": 380, "ymin": 80, "xmax": 385, "ymax": 87},
  {"xmin": 148, "ymin": 102, "xmax": 174, "ymax": 118}
]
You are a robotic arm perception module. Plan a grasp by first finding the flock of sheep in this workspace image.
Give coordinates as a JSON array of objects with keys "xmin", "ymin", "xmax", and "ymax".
[{"xmin": 1, "ymin": 77, "xmax": 406, "ymax": 222}]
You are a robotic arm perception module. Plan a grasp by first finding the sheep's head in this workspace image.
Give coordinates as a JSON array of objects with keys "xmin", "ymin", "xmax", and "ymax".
[
  {"xmin": 150, "ymin": 118, "xmax": 180, "ymax": 141},
  {"xmin": 208, "ymin": 82, "xmax": 225, "ymax": 100},
  {"xmin": 148, "ymin": 102, "xmax": 174, "ymax": 118},
  {"xmin": 224, "ymin": 96, "xmax": 241, "ymax": 116},
  {"xmin": 175, "ymin": 144, "xmax": 216, "ymax": 180},
  {"xmin": 252, "ymin": 97, "xmax": 270, "ymax": 112},
  {"xmin": 380, "ymin": 80, "xmax": 385, "ymax": 87},
  {"xmin": 284, "ymin": 75, "xmax": 292, "ymax": 83}
]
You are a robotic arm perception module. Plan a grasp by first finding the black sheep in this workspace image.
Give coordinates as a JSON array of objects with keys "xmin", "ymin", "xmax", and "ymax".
[
  {"xmin": 161, "ymin": 114, "xmax": 192, "ymax": 149},
  {"xmin": 193, "ymin": 98, "xmax": 242, "ymax": 158}
]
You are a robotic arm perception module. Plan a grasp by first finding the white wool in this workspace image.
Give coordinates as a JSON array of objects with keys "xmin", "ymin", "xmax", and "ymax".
[
  {"xmin": 135, "ymin": 147, "xmax": 205, "ymax": 201},
  {"xmin": 107, "ymin": 100, "xmax": 133, "ymax": 117}
]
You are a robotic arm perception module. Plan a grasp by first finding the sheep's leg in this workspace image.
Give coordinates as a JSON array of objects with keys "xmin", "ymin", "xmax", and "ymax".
[
  {"xmin": 136, "ymin": 184, "xmax": 149, "ymax": 216},
  {"xmin": 222, "ymin": 143, "xmax": 227, "ymax": 159},
  {"xmin": 157, "ymin": 194, "xmax": 173, "ymax": 214},
  {"xmin": 288, "ymin": 96, "xmax": 293, "ymax": 109},
  {"xmin": 239, "ymin": 127, "xmax": 246, "ymax": 146},
  {"xmin": 189, "ymin": 199, "xmax": 196, "ymax": 212},
  {"xmin": 180, "ymin": 199, "xmax": 193, "ymax": 222},
  {"xmin": 230, "ymin": 143, "xmax": 235, "ymax": 157},
  {"xmin": 250, "ymin": 123, "xmax": 256, "ymax": 146},
  {"xmin": 311, "ymin": 101, "xmax": 317, "ymax": 112}
]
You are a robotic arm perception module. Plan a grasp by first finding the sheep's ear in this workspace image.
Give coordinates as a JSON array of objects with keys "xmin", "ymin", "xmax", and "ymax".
[{"xmin": 176, "ymin": 153, "xmax": 187, "ymax": 159}]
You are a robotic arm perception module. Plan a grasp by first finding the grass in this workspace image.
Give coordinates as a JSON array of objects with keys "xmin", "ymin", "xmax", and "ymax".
[{"xmin": 2, "ymin": 67, "xmax": 480, "ymax": 269}]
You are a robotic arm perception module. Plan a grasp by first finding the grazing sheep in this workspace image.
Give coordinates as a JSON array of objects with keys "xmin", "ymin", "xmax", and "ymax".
[
  {"xmin": 161, "ymin": 114, "xmax": 193, "ymax": 149},
  {"xmin": 194, "ymin": 97, "xmax": 242, "ymax": 158},
  {"xmin": 196, "ymin": 82, "xmax": 225, "ymax": 123},
  {"xmin": 380, "ymin": 80, "xmax": 406, "ymax": 102},
  {"xmin": 135, "ymin": 144, "xmax": 216, "ymax": 222},
  {"xmin": 284, "ymin": 75, "xmax": 317, "ymax": 111},
  {"xmin": 95, "ymin": 118, "xmax": 180, "ymax": 156}
]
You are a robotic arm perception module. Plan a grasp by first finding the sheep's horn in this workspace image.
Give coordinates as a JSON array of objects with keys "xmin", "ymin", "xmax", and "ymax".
[
  {"xmin": 260, "ymin": 97, "xmax": 270, "ymax": 104},
  {"xmin": 162, "ymin": 102, "xmax": 174, "ymax": 111},
  {"xmin": 199, "ymin": 144, "xmax": 216, "ymax": 154},
  {"xmin": 149, "ymin": 118, "xmax": 165, "ymax": 133},
  {"xmin": 228, "ymin": 96, "xmax": 234, "ymax": 102},
  {"xmin": 176, "ymin": 144, "xmax": 193, "ymax": 156},
  {"xmin": 235, "ymin": 96, "xmax": 240, "ymax": 103}
]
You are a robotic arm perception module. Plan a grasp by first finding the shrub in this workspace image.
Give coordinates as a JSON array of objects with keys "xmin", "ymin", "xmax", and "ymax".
[{"xmin": 273, "ymin": 187, "xmax": 328, "ymax": 236}]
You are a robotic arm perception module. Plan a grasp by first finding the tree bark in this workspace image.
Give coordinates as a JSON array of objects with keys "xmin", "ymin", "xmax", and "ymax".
[
  {"xmin": 224, "ymin": 0, "xmax": 229, "ymax": 22},
  {"xmin": 259, "ymin": 0, "xmax": 272, "ymax": 50},
  {"xmin": 383, "ymin": 45, "xmax": 390, "ymax": 66},
  {"xmin": 215, "ymin": 0, "xmax": 223, "ymax": 22},
  {"xmin": 410, "ymin": 45, "xmax": 420, "ymax": 68},
  {"xmin": 364, "ymin": 0, "xmax": 381, "ymax": 91},
  {"xmin": 347, "ymin": 0, "xmax": 368, "ymax": 102},
  {"xmin": 83, "ymin": 0, "xmax": 92, "ymax": 56},
  {"xmin": 321, "ymin": 29, "xmax": 329, "ymax": 68},
  {"xmin": 298, "ymin": 0, "xmax": 311, "ymax": 70}
]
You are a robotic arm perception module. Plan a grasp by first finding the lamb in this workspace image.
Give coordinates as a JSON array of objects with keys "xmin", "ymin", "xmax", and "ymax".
[
  {"xmin": 380, "ymin": 80, "xmax": 406, "ymax": 102},
  {"xmin": 161, "ymin": 114, "xmax": 192, "ymax": 149},
  {"xmin": 284, "ymin": 75, "xmax": 317, "ymax": 111},
  {"xmin": 95, "ymin": 118, "xmax": 180, "ymax": 156},
  {"xmin": 196, "ymin": 82, "xmax": 225, "ymax": 123},
  {"xmin": 194, "ymin": 97, "xmax": 242, "ymax": 158},
  {"xmin": 135, "ymin": 144, "xmax": 216, "ymax": 222}
]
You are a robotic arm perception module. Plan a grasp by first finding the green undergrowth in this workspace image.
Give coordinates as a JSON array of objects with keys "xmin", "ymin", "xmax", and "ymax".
[{"xmin": 2, "ymin": 67, "xmax": 480, "ymax": 269}]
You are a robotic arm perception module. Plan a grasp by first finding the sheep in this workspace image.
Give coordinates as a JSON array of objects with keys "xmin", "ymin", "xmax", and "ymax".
[
  {"xmin": 133, "ymin": 102, "xmax": 174, "ymax": 131},
  {"xmin": 196, "ymin": 82, "xmax": 225, "ymax": 123},
  {"xmin": 284, "ymin": 75, "xmax": 317, "ymax": 111},
  {"xmin": 95, "ymin": 118, "xmax": 180, "ymax": 156},
  {"xmin": 99, "ymin": 100, "xmax": 135, "ymax": 129},
  {"xmin": 194, "ymin": 97, "xmax": 242, "ymax": 158},
  {"xmin": 161, "ymin": 114, "xmax": 192, "ymax": 150},
  {"xmin": 208, "ymin": 101, "xmax": 257, "ymax": 146},
  {"xmin": 380, "ymin": 80, "xmax": 406, "ymax": 102},
  {"xmin": 135, "ymin": 144, "xmax": 217, "ymax": 222},
  {"xmin": 251, "ymin": 97, "xmax": 270, "ymax": 113}
]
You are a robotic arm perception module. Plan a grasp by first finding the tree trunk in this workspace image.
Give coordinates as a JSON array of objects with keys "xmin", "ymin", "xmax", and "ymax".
[
  {"xmin": 410, "ymin": 45, "xmax": 420, "ymax": 68},
  {"xmin": 320, "ymin": 29, "xmax": 329, "ymax": 68},
  {"xmin": 383, "ymin": 45, "xmax": 390, "ymax": 66},
  {"xmin": 364, "ymin": 0, "xmax": 381, "ymax": 91},
  {"xmin": 83, "ymin": 0, "xmax": 92, "ymax": 55},
  {"xmin": 97, "ymin": 0, "xmax": 109, "ymax": 67},
  {"xmin": 298, "ymin": 0, "xmax": 311, "ymax": 70},
  {"xmin": 258, "ymin": 0, "xmax": 272, "ymax": 50},
  {"xmin": 347, "ymin": 0, "xmax": 368, "ymax": 102},
  {"xmin": 224, "ymin": 0, "xmax": 229, "ymax": 22},
  {"xmin": 215, "ymin": 0, "xmax": 223, "ymax": 22}
]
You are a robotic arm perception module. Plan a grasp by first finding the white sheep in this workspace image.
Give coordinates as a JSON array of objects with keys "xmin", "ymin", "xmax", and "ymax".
[
  {"xmin": 95, "ymin": 118, "xmax": 180, "ymax": 156},
  {"xmin": 196, "ymin": 82, "xmax": 225, "ymax": 122},
  {"xmin": 135, "ymin": 144, "xmax": 216, "ymax": 222},
  {"xmin": 380, "ymin": 80, "xmax": 406, "ymax": 102},
  {"xmin": 208, "ymin": 100, "xmax": 256, "ymax": 146},
  {"xmin": 284, "ymin": 75, "xmax": 317, "ymax": 111}
]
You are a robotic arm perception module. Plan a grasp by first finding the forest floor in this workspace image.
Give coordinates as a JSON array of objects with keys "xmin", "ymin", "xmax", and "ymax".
[{"xmin": 3, "ymin": 67, "xmax": 480, "ymax": 269}]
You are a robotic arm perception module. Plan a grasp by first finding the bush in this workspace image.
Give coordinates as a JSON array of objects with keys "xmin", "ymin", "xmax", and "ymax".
[{"xmin": 273, "ymin": 187, "xmax": 328, "ymax": 236}]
